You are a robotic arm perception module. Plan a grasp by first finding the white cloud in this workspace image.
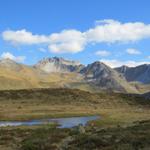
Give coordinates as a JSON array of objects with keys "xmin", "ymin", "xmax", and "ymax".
[
  {"xmin": 1, "ymin": 52, "xmax": 26, "ymax": 62},
  {"xmin": 100, "ymin": 59, "xmax": 150, "ymax": 68},
  {"xmin": 85, "ymin": 19, "xmax": 150, "ymax": 43},
  {"xmin": 126, "ymin": 48, "xmax": 141, "ymax": 55},
  {"xmin": 2, "ymin": 29, "xmax": 49, "ymax": 45},
  {"xmin": 48, "ymin": 30, "xmax": 86, "ymax": 53},
  {"xmin": 95, "ymin": 50, "xmax": 110, "ymax": 57},
  {"xmin": 2, "ymin": 29, "xmax": 86, "ymax": 54},
  {"xmin": 2, "ymin": 19, "xmax": 150, "ymax": 53}
]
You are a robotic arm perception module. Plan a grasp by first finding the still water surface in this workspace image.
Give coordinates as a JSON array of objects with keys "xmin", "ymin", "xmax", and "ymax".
[{"xmin": 0, "ymin": 116, "xmax": 99, "ymax": 128}]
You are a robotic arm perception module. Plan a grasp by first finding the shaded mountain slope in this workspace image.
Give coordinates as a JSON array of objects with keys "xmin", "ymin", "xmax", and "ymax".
[
  {"xmin": 115, "ymin": 64, "xmax": 150, "ymax": 84},
  {"xmin": 80, "ymin": 61, "xmax": 138, "ymax": 93}
]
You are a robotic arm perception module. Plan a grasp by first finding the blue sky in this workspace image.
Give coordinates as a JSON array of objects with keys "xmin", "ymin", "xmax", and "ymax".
[{"xmin": 1, "ymin": 0, "xmax": 150, "ymax": 67}]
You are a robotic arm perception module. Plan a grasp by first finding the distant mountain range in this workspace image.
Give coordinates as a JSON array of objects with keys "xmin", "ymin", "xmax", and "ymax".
[
  {"xmin": 0, "ymin": 57, "xmax": 150, "ymax": 93},
  {"xmin": 115, "ymin": 65, "xmax": 150, "ymax": 84}
]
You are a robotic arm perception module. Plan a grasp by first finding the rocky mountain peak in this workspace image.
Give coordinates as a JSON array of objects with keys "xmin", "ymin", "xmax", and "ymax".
[
  {"xmin": 0, "ymin": 57, "xmax": 139, "ymax": 92},
  {"xmin": 80, "ymin": 61, "xmax": 113, "ymax": 77},
  {"xmin": 34, "ymin": 57, "xmax": 83, "ymax": 73},
  {"xmin": 36, "ymin": 57, "xmax": 81, "ymax": 66},
  {"xmin": 79, "ymin": 61, "xmax": 135, "ymax": 92}
]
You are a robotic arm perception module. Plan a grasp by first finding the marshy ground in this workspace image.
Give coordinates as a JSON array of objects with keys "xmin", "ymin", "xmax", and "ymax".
[
  {"xmin": 0, "ymin": 88, "xmax": 150, "ymax": 150},
  {"xmin": 0, "ymin": 119, "xmax": 150, "ymax": 150}
]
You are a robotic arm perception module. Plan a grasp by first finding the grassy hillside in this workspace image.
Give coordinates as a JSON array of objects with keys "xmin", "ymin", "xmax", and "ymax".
[
  {"xmin": 0, "ymin": 64, "xmax": 86, "ymax": 90},
  {"xmin": 0, "ymin": 88, "xmax": 149, "ymax": 106},
  {"xmin": 0, "ymin": 88, "xmax": 149, "ymax": 123},
  {"xmin": 130, "ymin": 81, "xmax": 150, "ymax": 93}
]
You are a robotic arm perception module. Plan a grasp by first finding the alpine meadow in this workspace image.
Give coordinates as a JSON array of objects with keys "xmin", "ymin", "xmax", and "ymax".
[{"xmin": 0, "ymin": 0, "xmax": 150, "ymax": 150}]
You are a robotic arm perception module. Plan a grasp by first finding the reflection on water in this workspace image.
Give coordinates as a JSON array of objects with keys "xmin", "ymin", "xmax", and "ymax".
[{"xmin": 0, "ymin": 116, "xmax": 99, "ymax": 128}]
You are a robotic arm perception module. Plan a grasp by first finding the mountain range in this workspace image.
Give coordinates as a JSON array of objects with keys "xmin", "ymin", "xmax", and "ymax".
[
  {"xmin": 0, "ymin": 57, "xmax": 150, "ymax": 93},
  {"xmin": 115, "ymin": 65, "xmax": 150, "ymax": 84}
]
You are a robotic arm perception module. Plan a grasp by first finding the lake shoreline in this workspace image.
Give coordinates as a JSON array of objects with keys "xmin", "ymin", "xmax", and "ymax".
[{"xmin": 0, "ymin": 115, "xmax": 100, "ymax": 128}]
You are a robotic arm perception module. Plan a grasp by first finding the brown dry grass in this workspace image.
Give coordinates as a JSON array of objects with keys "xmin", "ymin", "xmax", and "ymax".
[{"xmin": 0, "ymin": 88, "xmax": 149, "ymax": 127}]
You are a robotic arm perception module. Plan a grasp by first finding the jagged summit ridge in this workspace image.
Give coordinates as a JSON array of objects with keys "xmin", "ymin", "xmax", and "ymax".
[{"xmin": 34, "ymin": 57, "xmax": 84, "ymax": 73}]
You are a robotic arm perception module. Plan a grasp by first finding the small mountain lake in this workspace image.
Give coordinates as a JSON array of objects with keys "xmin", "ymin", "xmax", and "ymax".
[{"xmin": 0, "ymin": 116, "xmax": 99, "ymax": 128}]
